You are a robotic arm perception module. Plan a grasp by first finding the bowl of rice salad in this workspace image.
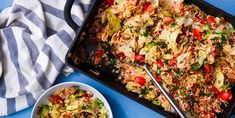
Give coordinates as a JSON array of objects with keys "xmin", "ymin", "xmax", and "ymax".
[
  {"xmin": 31, "ymin": 82, "xmax": 112, "ymax": 118},
  {"xmin": 84, "ymin": 0, "xmax": 235, "ymax": 117}
]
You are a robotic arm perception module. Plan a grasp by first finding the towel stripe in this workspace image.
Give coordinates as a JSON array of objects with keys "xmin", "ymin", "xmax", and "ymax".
[
  {"xmin": 56, "ymin": 30, "xmax": 73, "ymax": 48},
  {"xmin": 0, "ymin": 74, "xmax": 6, "ymax": 97},
  {"xmin": 34, "ymin": 63, "xmax": 52, "ymax": 90},
  {"xmin": 41, "ymin": 2, "xmax": 83, "ymax": 26},
  {"xmin": 22, "ymin": 31, "xmax": 39, "ymax": 64},
  {"xmin": 25, "ymin": 92, "xmax": 36, "ymax": 106},
  {"xmin": 12, "ymin": 5, "xmax": 47, "ymax": 38},
  {"xmin": 74, "ymin": 1, "xmax": 91, "ymax": 13},
  {"xmin": 42, "ymin": 44, "xmax": 64, "ymax": 71},
  {"xmin": 7, "ymin": 98, "xmax": 16, "ymax": 115},
  {"xmin": 3, "ymin": 29, "xmax": 29, "ymax": 96},
  {"xmin": 9, "ymin": 20, "xmax": 31, "ymax": 33}
]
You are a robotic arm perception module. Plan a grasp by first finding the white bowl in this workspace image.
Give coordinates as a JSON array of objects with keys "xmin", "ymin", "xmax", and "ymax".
[{"xmin": 31, "ymin": 82, "xmax": 113, "ymax": 118}]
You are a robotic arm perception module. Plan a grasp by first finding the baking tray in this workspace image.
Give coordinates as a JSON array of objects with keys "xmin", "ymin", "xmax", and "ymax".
[{"xmin": 64, "ymin": 0, "xmax": 235, "ymax": 117}]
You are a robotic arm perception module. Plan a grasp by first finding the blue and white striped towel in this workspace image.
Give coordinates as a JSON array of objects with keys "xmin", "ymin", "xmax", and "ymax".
[{"xmin": 0, "ymin": 0, "xmax": 92, "ymax": 116}]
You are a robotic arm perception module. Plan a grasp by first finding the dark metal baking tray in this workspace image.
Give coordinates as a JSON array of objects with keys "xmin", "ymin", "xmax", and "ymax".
[{"xmin": 64, "ymin": 0, "xmax": 235, "ymax": 117}]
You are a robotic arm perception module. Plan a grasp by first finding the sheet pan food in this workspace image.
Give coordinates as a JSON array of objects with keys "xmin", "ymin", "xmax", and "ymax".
[{"xmin": 71, "ymin": 0, "xmax": 235, "ymax": 117}]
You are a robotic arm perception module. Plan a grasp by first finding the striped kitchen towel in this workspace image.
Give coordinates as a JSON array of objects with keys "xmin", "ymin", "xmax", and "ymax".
[{"xmin": 0, "ymin": 0, "xmax": 92, "ymax": 116}]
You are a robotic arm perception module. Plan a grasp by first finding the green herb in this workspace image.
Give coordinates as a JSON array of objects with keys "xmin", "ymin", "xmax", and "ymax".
[
  {"xmin": 191, "ymin": 62, "xmax": 202, "ymax": 71},
  {"xmin": 175, "ymin": 94, "xmax": 179, "ymax": 97},
  {"xmin": 140, "ymin": 32, "xmax": 148, "ymax": 37},
  {"xmin": 181, "ymin": 38, "xmax": 188, "ymax": 47},
  {"xmin": 215, "ymin": 43, "xmax": 223, "ymax": 52},
  {"xmin": 129, "ymin": 46, "xmax": 135, "ymax": 52},
  {"xmin": 176, "ymin": 69, "xmax": 184, "ymax": 76},
  {"xmin": 164, "ymin": 50, "xmax": 170, "ymax": 54},
  {"xmin": 164, "ymin": 60, "xmax": 169, "ymax": 65},
  {"xmin": 221, "ymin": 35, "xmax": 228, "ymax": 44},
  {"xmin": 173, "ymin": 76, "xmax": 178, "ymax": 81},
  {"xmin": 170, "ymin": 85, "xmax": 178, "ymax": 90},
  {"xmin": 92, "ymin": 98, "xmax": 104, "ymax": 109},
  {"xmin": 191, "ymin": 99, "xmax": 196, "ymax": 104},
  {"xmin": 203, "ymin": 93, "xmax": 212, "ymax": 97},
  {"xmin": 155, "ymin": 72, "xmax": 160, "ymax": 76},
  {"xmin": 180, "ymin": 90, "xmax": 185, "ymax": 95},
  {"xmin": 110, "ymin": 59, "xmax": 116, "ymax": 65},
  {"xmin": 170, "ymin": 21, "xmax": 177, "ymax": 27},
  {"xmin": 148, "ymin": 41, "xmax": 157, "ymax": 47},
  {"xmin": 140, "ymin": 88, "xmax": 148, "ymax": 95},
  {"xmin": 187, "ymin": 26, "xmax": 192, "ymax": 32},
  {"xmin": 157, "ymin": 42, "xmax": 166, "ymax": 49},
  {"xmin": 157, "ymin": 66, "xmax": 161, "ymax": 70}
]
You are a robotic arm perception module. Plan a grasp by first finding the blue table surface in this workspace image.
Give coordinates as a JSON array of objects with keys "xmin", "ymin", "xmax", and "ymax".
[{"xmin": 0, "ymin": 0, "xmax": 235, "ymax": 118}]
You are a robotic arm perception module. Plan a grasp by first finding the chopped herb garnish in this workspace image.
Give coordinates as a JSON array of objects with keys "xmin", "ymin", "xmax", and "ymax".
[
  {"xmin": 140, "ymin": 32, "xmax": 148, "ymax": 37},
  {"xmin": 156, "ymin": 72, "xmax": 160, "ymax": 76},
  {"xmin": 170, "ymin": 21, "xmax": 177, "ymax": 27},
  {"xmin": 156, "ymin": 42, "xmax": 166, "ymax": 49},
  {"xmin": 148, "ymin": 41, "xmax": 157, "ymax": 47},
  {"xmin": 129, "ymin": 46, "xmax": 135, "ymax": 52},
  {"xmin": 109, "ymin": 59, "xmax": 116, "ymax": 65},
  {"xmin": 181, "ymin": 38, "xmax": 188, "ymax": 47},
  {"xmin": 140, "ymin": 88, "xmax": 148, "ymax": 95},
  {"xmin": 191, "ymin": 62, "xmax": 202, "ymax": 71},
  {"xmin": 176, "ymin": 69, "xmax": 184, "ymax": 76},
  {"xmin": 165, "ymin": 50, "xmax": 170, "ymax": 54},
  {"xmin": 164, "ymin": 60, "xmax": 169, "ymax": 65},
  {"xmin": 191, "ymin": 99, "xmax": 196, "ymax": 104},
  {"xmin": 221, "ymin": 35, "xmax": 228, "ymax": 44}
]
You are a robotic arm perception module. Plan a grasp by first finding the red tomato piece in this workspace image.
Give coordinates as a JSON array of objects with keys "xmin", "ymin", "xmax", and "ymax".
[
  {"xmin": 105, "ymin": 0, "xmax": 114, "ymax": 5},
  {"xmin": 210, "ymin": 48, "xmax": 219, "ymax": 57},
  {"xmin": 193, "ymin": 70, "xmax": 203, "ymax": 74},
  {"xmin": 54, "ymin": 95, "xmax": 62, "ymax": 104},
  {"xmin": 170, "ymin": 58, "xmax": 177, "ymax": 66},
  {"xmin": 95, "ymin": 50, "xmax": 104, "ymax": 57},
  {"xmin": 163, "ymin": 17, "xmax": 173, "ymax": 24},
  {"xmin": 219, "ymin": 91, "xmax": 233, "ymax": 101},
  {"xmin": 117, "ymin": 52, "xmax": 126, "ymax": 60},
  {"xmin": 193, "ymin": 18, "xmax": 200, "ymax": 23},
  {"xmin": 193, "ymin": 28, "xmax": 202, "ymax": 40},
  {"xmin": 204, "ymin": 64, "xmax": 211, "ymax": 73},
  {"xmin": 153, "ymin": 74, "xmax": 162, "ymax": 83},
  {"xmin": 156, "ymin": 60, "xmax": 164, "ymax": 67},
  {"xmin": 176, "ymin": 35, "xmax": 183, "ymax": 44},
  {"xmin": 135, "ymin": 54, "xmax": 145, "ymax": 62},
  {"xmin": 211, "ymin": 86, "xmax": 219, "ymax": 94},
  {"xmin": 207, "ymin": 16, "xmax": 215, "ymax": 23},
  {"xmin": 212, "ymin": 23, "xmax": 218, "ymax": 28},
  {"xmin": 204, "ymin": 73, "xmax": 210, "ymax": 83},
  {"xmin": 135, "ymin": 76, "xmax": 146, "ymax": 86},
  {"xmin": 143, "ymin": 2, "xmax": 155, "ymax": 12},
  {"xmin": 189, "ymin": 48, "xmax": 194, "ymax": 53}
]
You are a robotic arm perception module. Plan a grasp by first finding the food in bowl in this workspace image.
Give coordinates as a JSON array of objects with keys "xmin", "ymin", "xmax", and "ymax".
[
  {"xmin": 36, "ymin": 86, "xmax": 108, "ymax": 118},
  {"xmin": 77, "ymin": 0, "xmax": 235, "ymax": 117}
]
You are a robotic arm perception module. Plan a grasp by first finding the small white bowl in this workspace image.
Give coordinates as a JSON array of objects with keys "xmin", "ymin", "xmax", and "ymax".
[{"xmin": 31, "ymin": 82, "xmax": 113, "ymax": 118}]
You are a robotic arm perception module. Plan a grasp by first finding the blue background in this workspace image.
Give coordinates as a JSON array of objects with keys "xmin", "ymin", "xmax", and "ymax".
[{"xmin": 0, "ymin": 0, "xmax": 235, "ymax": 118}]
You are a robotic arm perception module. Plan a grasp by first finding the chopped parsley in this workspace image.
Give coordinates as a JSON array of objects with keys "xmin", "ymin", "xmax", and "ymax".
[
  {"xmin": 109, "ymin": 59, "xmax": 116, "ymax": 65},
  {"xmin": 140, "ymin": 88, "xmax": 148, "ymax": 95},
  {"xmin": 164, "ymin": 60, "xmax": 169, "ymax": 65},
  {"xmin": 176, "ymin": 69, "xmax": 184, "ymax": 76},
  {"xmin": 191, "ymin": 62, "xmax": 202, "ymax": 71},
  {"xmin": 140, "ymin": 32, "xmax": 148, "ymax": 37}
]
